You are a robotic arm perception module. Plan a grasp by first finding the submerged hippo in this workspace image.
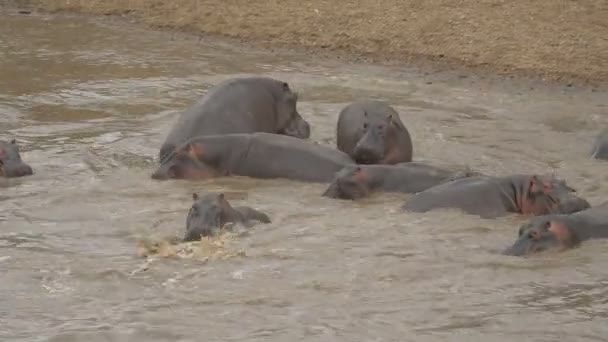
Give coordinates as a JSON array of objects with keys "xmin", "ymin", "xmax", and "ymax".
[
  {"xmin": 336, "ymin": 100, "xmax": 413, "ymax": 164},
  {"xmin": 159, "ymin": 76, "xmax": 311, "ymax": 161},
  {"xmin": 401, "ymin": 174, "xmax": 590, "ymax": 219},
  {"xmin": 152, "ymin": 132, "xmax": 354, "ymax": 183},
  {"xmin": 504, "ymin": 202, "xmax": 608, "ymax": 256},
  {"xmin": 591, "ymin": 128, "xmax": 608, "ymax": 160},
  {"xmin": 184, "ymin": 192, "xmax": 271, "ymax": 242},
  {"xmin": 0, "ymin": 139, "xmax": 33, "ymax": 178},
  {"xmin": 322, "ymin": 163, "xmax": 482, "ymax": 200}
]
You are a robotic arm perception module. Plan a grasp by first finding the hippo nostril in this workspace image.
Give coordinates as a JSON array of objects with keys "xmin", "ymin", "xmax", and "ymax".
[
  {"xmin": 151, "ymin": 170, "xmax": 168, "ymax": 180},
  {"xmin": 354, "ymin": 150, "xmax": 378, "ymax": 164}
]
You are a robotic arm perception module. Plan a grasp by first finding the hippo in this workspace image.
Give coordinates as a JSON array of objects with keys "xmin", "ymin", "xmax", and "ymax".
[
  {"xmin": 336, "ymin": 100, "xmax": 413, "ymax": 164},
  {"xmin": 152, "ymin": 132, "xmax": 354, "ymax": 183},
  {"xmin": 159, "ymin": 76, "xmax": 311, "ymax": 162},
  {"xmin": 591, "ymin": 128, "xmax": 608, "ymax": 160},
  {"xmin": 0, "ymin": 139, "xmax": 33, "ymax": 178},
  {"xmin": 322, "ymin": 163, "xmax": 482, "ymax": 200},
  {"xmin": 504, "ymin": 202, "xmax": 608, "ymax": 256},
  {"xmin": 401, "ymin": 174, "xmax": 590, "ymax": 219},
  {"xmin": 184, "ymin": 192, "xmax": 271, "ymax": 242}
]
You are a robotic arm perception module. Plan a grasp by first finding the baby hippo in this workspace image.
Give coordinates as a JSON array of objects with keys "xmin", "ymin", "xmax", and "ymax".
[
  {"xmin": 184, "ymin": 192, "xmax": 271, "ymax": 242},
  {"xmin": 0, "ymin": 139, "xmax": 33, "ymax": 178}
]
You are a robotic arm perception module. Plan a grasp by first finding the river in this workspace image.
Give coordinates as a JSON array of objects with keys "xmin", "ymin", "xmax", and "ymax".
[{"xmin": 1, "ymin": 10, "xmax": 608, "ymax": 342}]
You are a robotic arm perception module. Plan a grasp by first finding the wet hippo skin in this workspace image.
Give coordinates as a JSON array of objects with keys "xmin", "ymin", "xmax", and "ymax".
[
  {"xmin": 159, "ymin": 76, "xmax": 311, "ymax": 162},
  {"xmin": 152, "ymin": 132, "xmax": 354, "ymax": 183},
  {"xmin": 401, "ymin": 174, "xmax": 590, "ymax": 219},
  {"xmin": 336, "ymin": 100, "xmax": 413, "ymax": 165}
]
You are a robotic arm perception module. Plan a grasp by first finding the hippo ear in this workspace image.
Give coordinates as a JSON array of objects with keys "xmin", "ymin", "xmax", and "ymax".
[
  {"xmin": 187, "ymin": 142, "xmax": 205, "ymax": 161},
  {"xmin": 192, "ymin": 193, "xmax": 199, "ymax": 201},
  {"xmin": 282, "ymin": 82, "xmax": 290, "ymax": 92},
  {"xmin": 218, "ymin": 193, "xmax": 225, "ymax": 200},
  {"xmin": 9, "ymin": 139, "xmax": 16, "ymax": 144},
  {"xmin": 529, "ymin": 175, "xmax": 552, "ymax": 194},
  {"xmin": 527, "ymin": 229, "xmax": 540, "ymax": 240}
]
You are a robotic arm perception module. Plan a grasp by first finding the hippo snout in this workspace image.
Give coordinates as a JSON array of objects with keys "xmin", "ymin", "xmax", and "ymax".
[
  {"xmin": 151, "ymin": 165, "xmax": 167, "ymax": 180},
  {"xmin": 151, "ymin": 170, "xmax": 168, "ymax": 180},
  {"xmin": 352, "ymin": 133, "xmax": 384, "ymax": 164},
  {"xmin": 503, "ymin": 234, "xmax": 553, "ymax": 257},
  {"xmin": 322, "ymin": 177, "xmax": 368, "ymax": 200},
  {"xmin": 555, "ymin": 196, "xmax": 591, "ymax": 215},
  {"xmin": 1, "ymin": 162, "xmax": 33, "ymax": 178},
  {"xmin": 283, "ymin": 115, "xmax": 311, "ymax": 139},
  {"xmin": 502, "ymin": 237, "xmax": 530, "ymax": 256},
  {"xmin": 322, "ymin": 181, "xmax": 340, "ymax": 199},
  {"xmin": 352, "ymin": 145, "xmax": 382, "ymax": 164}
]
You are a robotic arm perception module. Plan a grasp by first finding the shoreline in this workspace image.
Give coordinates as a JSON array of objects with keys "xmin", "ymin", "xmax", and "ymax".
[{"xmin": 4, "ymin": 0, "xmax": 608, "ymax": 87}]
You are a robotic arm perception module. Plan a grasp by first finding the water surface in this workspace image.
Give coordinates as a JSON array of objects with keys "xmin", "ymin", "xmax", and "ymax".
[{"xmin": 1, "ymin": 11, "xmax": 608, "ymax": 342}]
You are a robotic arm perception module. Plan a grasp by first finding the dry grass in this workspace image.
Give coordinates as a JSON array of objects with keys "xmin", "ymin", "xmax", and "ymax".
[{"xmin": 25, "ymin": 0, "xmax": 608, "ymax": 83}]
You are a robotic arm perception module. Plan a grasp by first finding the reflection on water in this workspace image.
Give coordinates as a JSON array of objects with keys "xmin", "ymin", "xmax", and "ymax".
[{"xmin": 1, "ymin": 10, "xmax": 608, "ymax": 342}]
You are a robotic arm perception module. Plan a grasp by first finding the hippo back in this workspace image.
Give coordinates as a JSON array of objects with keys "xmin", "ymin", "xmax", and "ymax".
[
  {"xmin": 402, "ymin": 175, "xmax": 509, "ymax": 217},
  {"xmin": 571, "ymin": 201, "xmax": 608, "ymax": 223},
  {"xmin": 160, "ymin": 77, "xmax": 290, "ymax": 160},
  {"xmin": 241, "ymin": 133, "xmax": 355, "ymax": 183}
]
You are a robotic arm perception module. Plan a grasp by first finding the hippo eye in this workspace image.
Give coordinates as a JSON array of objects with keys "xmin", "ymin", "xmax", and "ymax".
[
  {"xmin": 528, "ymin": 230, "xmax": 540, "ymax": 240},
  {"xmin": 363, "ymin": 123, "xmax": 368, "ymax": 129},
  {"xmin": 167, "ymin": 164, "xmax": 184, "ymax": 178}
]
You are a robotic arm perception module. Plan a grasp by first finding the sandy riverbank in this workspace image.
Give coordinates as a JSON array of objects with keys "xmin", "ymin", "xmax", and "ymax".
[{"xmin": 9, "ymin": 0, "xmax": 608, "ymax": 84}]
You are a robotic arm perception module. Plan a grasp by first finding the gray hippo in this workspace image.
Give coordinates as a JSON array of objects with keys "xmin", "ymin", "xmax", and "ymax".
[
  {"xmin": 322, "ymin": 163, "xmax": 482, "ymax": 200},
  {"xmin": 504, "ymin": 201, "xmax": 608, "ymax": 256},
  {"xmin": 336, "ymin": 100, "xmax": 413, "ymax": 164},
  {"xmin": 184, "ymin": 192, "xmax": 271, "ymax": 242},
  {"xmin": 591, "ymin": 128, "xmax": 608, "ymax": 160},
  {"xmin": 159, "ymin": 76, "xmax": 311, "ymax": 162},
  {"xmin": 0, "ymin": 139, "xmax": 33, "ymax": 178},
  {"xmin": 401, "ymin": 174, "xmax": 590, "ymax": 219},
  {"xmin": 152, "ymin": 132, "xmax": 354, "ymax": 183}
]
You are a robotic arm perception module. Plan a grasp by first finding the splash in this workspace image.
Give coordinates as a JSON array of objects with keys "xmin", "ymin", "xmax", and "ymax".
[{"xmin": 135, "ymin": 232, "xmax": 246, "ymax": 261}]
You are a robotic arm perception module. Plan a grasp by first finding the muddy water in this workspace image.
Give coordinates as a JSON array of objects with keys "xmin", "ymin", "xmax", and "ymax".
[{"xmin": 1, "ymin": 11, "xmax": 608, "ymax": 342}]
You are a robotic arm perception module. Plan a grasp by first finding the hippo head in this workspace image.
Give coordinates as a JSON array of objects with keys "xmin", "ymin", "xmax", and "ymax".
[
  {"xmin": 0, "ymin": 139, "xmax": 33, "ymax": 178},
  {"xmin": 322, "ymin": 165, "xmax": 371, "ymax": 200},
  {"xmin": 503, "ymin": 216, "xmax": 578, "ymax": 256},
  {"xmin": 275, "ymin": 82, "xmax": 310, "ymax": 139},
  {"xmin": 151, "ymin": 142, "xmax": 221, "ymax": 181},
  {"xmin": 184, "ymin": 192, "xmax": 234, "ymax": 241},
  {"xmin": 520, "ymin": 175, "xmax": 590, "ymax": 216},
  {"xmin": 352, "ymin": 112, "xmax": 394, "ymax": 164}
]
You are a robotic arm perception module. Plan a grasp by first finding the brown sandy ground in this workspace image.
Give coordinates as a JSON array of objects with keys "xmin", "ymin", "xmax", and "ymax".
[{"xmin": 7, "ymin": 0, "xmax": 608, "ymax": 84}]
